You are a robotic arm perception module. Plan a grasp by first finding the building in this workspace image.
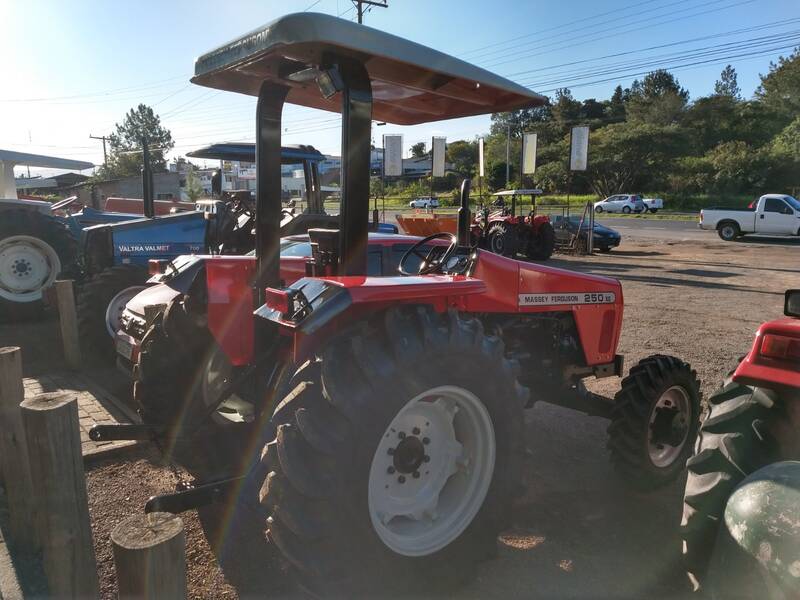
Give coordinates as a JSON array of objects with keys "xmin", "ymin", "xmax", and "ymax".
[{"xmin": 67, "ymin": 172, "xmax": 183, "ymax": 208}]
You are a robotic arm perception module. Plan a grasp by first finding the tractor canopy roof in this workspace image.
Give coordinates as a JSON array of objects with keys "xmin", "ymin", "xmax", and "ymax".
[
  {"xmin": 186, "ymin": 142, "xmax": 325, "ymax": 163},
  {"xmin": 191, "ymin": 12, "xmax": 545, "ymax": 125},
  {"xmin": 492, "ymin": 189, "xmax": 544, "ymax": 196}
]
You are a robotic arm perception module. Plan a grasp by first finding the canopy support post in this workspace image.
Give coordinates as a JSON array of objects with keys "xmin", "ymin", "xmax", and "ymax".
[
  {"xmin": 255, "ymin": 82, "xmax": 289, "ymax": 303},
  {"xmin": 338, "ymin": 59, "xmax": 373, "ymax": 277}
]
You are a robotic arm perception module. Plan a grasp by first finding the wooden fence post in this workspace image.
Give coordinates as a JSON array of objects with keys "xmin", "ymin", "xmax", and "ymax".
[
  {"xmin": 55, "ymin": 280, "xmax": 82, "ymax": 370},
  {"xmin": 21, "ymin": 392, "xmax": 98, "ymax": 598},
  {"xmin": 112, "ymin": 512, "xmax": 186, "ymax": 599},
  {"xmin": 0, "ymin": 347, "xmax": 37, "ymax": 551}
]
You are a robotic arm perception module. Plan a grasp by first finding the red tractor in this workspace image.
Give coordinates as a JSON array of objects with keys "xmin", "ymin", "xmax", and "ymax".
[
  {"xmin": 478, "ymin": 189, "xmax": 556, "ymax": 260},
  {"xmin": 93, "ymin": 13, "xmax": 701, "ymax": 595},
  {"xmin": 682, "ymin": 289, "xmax": 800, "ymax": 598}
]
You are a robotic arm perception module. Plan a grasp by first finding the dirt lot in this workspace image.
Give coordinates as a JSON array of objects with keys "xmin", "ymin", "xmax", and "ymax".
[{"xmin": 2, "ymin": 235, "xmax": 797, "ymax": 598}]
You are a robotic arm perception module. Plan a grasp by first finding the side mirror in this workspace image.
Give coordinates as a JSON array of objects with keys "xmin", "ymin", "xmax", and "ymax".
[{"xmin": 785, "ymin": 290, "xmax": 800, "ymax": 318}]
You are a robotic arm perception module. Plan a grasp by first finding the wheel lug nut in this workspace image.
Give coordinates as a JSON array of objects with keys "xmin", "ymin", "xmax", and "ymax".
[
  {"xmin": 412, "ymin": 427, "xmax": 420, "ymax": 435},
  {"xmin": 398, "ymin": 431, "xmax": 406, "ymax": 439},
  {"xmin": 387, "ymin": 448, "xmax": 395, "ymax": 455},
  {"xmin": 387, "ymin": 466, "xmax": 395, "ymax": 474},
  {"xmin": 413, "ymin": 471, "xmax": 420, "ymax": 479},
  {"xmin": 398, "ymin": 475, "xmax": 406, "ymax": 484},
  {"xmin": 422, "ymin": 437, "xmax": 430, "ymax": 445},
  {"xmin": 423, "ymin": 455, "xmax": 430, "ymax": 462}
]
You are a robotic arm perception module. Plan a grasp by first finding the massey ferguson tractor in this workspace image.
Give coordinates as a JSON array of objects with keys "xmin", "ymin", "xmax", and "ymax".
[
  {"xmin": 682, "ymin": 289, "xmax": 800, "ymax": 599},
  {"xmin": 92, "ymin": 13, "xmax": 702, "ymax": 595},
  {"xmin": 479, "ymin": 189, "xmax": 555, "ymax": 260}
]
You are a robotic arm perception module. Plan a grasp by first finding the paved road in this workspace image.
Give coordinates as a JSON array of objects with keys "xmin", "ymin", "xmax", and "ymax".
[
  {"xmin": 597, "ymin": 217, "xmax": 706, "ymax": 241},
  {"xmin": 597, "ymin": 216, "xmax": 800, "ymax": 246}
]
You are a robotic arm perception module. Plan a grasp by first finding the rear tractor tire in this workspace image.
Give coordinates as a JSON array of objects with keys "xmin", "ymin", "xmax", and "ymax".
[
  {"xmin": 487, "ymin": 222, "xmax": 517, "ymax": 257},
  {"xmin": 607, "ymin": 355, "xmax": 701, "ymax": 490},
  {"xmin": 258, "ymin": 306, "xmax": 529, "ymax": 596},
  {"xmin": 681, "ymin": 377, "xmax": 778, "ymax": 589},
  {"xmin": 526, "ymin": 221, "xmax": 555, "ymax": 261},
  {"xmin": 0, "ymin": 208, "xmax": 77, "ymax": 320}
]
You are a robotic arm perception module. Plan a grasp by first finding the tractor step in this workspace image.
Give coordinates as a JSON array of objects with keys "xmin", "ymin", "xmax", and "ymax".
[
  {"xmin": 144, "ymin": 476, "xmax": 244, "ymax": 514},
  {"xmin": 89, "ymin": 423, "xmax": 167, "ymax": 442}
]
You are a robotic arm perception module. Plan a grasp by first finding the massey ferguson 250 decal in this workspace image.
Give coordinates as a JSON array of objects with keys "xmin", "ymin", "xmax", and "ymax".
[{"xmin": 519, "ymin": 292, "xmax": 616, "ymax": 306}]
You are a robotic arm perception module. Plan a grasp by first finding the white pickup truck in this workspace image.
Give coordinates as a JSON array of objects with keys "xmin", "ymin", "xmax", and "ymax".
[{"xmin": 699, "ymin": 194, "xmax": 800, "ymax": 241}]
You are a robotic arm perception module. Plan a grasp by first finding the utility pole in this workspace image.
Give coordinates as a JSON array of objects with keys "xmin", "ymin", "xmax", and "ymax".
[
  {"xmin": 505, "ymin": 124, "xmax": 510, "ymax": 188},
  {"xmin": 89, "ymin": 134, "xmax": 109, "ymax": 167},
  {"xmin": 352, "ymin": 0, "xmax": 387, "ymax": 24}
]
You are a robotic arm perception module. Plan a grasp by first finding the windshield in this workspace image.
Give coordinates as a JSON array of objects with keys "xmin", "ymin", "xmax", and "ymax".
[{"xmin": 784, "ymin": 196, "xmax": 800, "ymax": 211}]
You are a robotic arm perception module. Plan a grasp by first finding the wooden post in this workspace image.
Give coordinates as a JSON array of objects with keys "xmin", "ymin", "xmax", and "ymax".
[
  {"xmin": 0, "ymin": 347, "xmax": 37, "ymax": 550},
  {"xmin": 55, "ymin": 280, "xmax": 82, "ymax": 370},
  {"xmin": 112, "ymin": 512, "xmax": 186, "ymax": 599},
  {"xmin": 21, "ymin": 392, "xmax": 98, "ymax": 598}
]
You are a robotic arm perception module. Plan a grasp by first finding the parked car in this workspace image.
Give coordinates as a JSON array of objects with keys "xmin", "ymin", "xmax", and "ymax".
[
  {"xmin": 408, "ymin": 196, "xmax": 439, "ymax": 208},
  {"xmin": 699, "ymin": 194, "xmax": 800, "ymax": 241},
  {"xmin": 552, "ymin": 214, "xmax": 622, "ymax": 252},
  {"xmin": 642, "ymin": 197, "xmax": 664, "ymax": 213},
  {"xmin": 593, "ymin": 194, "xmax": 646, "ymax": 214}
]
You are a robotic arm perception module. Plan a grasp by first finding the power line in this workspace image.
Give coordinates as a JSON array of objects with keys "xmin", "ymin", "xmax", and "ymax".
[
  {"xmin": 522, "ymin": 31, "xmax": 800, "ymax": 88},
  {"xmin": 502, "ymin": 17, "xmax": 800, "ymax": 79},
  {"xmin": 459, "ymin": 0, "xmax": 669, "ymax": 58},
  {"xmin": 479, "ymin": 0, "xmax": 756, "ymax": 70}
]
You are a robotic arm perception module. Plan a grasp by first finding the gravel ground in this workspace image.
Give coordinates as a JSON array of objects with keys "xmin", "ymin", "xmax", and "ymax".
[{"xmin": 2, "ymin": 235, "xmax": 796, "ymax": 598}]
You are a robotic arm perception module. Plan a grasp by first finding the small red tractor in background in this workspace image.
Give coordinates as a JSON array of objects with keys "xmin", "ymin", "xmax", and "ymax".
[
  {"xmin": 478, "ymin": 189, "xmax": 555, "ymax": 260},
  {"xmin": 94, "ymin": 13, "xmax": 701, "ymax": 596},
  {"xmin": 682, "ymin": 289, "xmax": 800, "ymax": 599}
]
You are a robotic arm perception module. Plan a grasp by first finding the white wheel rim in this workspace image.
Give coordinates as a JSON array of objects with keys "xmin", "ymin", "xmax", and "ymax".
[
  {"xmin": 0, "ymin": 235, "xmax": 61, "ymax": 302},
  {"xmin": 368, "ymin": 385, "xmax": 495, "ymax": 557},
  {"xmin": 105, "ymin": 286, "xmax": 146, "ymax": 336},
  {"xmin": 722, "ymin": 226, "xmax": 734, "ymax": 239},
  {"xmin": 648, "ymin": 385, "xmax": 691, "ymax": 468}
]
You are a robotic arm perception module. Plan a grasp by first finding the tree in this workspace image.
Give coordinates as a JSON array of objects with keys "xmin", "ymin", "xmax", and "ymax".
[
  {"xmin": 551, "ymin": 88, "xmax": 582, "ymax": 125},
  {"xmin": 705, "ymin": 141, "xmax": 769, "ymax": 193},
  {"xmin": 584, "ymin": 122, "xmax": 686, "ymax": 197},
  {"xmin": 627, "ymin": 70, "xmax": 689, "ymax": 125},
  {"xmin": 606, "ymin": 85, "xmax": 627, "ymax": 122},
  {"xmin": 446, "ymin": 139, "xmax": 478, "ymax": 178},
  {"xmin": 489, "ymin": 105, "xmax": 552, "ymax": 139},
  {"xmin": 184, "ymin": 167, "xmax": 203, "ymax": 201},
  {"xmin": 410, "ymin": 142, "xmax": 427, "ymax": 158},
  {"xmin": 101, "ymin": 104, "xmax": 174, "ymax": 179},
  {"xmin": 714, "ymin": 65, "xmax": 741, "ymax": 99},
  {"xmin": 756, "ymin": 48, "xmax": 800, "ymax": 119}
]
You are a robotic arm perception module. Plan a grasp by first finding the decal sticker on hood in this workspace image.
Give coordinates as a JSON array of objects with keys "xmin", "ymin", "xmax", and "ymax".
[{"xmin": 519, "ymin": 292, "xmax": 616, "ymax": 306}]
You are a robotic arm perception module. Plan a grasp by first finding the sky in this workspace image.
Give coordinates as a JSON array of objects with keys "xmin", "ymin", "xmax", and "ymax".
[{"xmin": 1, "ymin": 0, "xmax": 798, "ymax": 177}]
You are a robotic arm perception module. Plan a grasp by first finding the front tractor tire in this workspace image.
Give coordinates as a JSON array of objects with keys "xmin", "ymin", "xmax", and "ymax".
[
  {"xmin": 487, "ymin": 222, "xmax": 517, "ymax": 257},
  {"xmin": 607, "ymin": 355, "xmax": 701, "ymax": 490},
  {"xmin": 259, "ymin": 307, "xmax": 528, "ymax": 596},
  {"xmin": 526, "ymin": 221, "xmax": 555, "ymax": 261},
  {"xmin": 76, "ymin": 265, "xmax": 147, "ymax": 359},
  {"xmin": 680, "ymin": 378, "xmax": 777, "ymax": 588}
]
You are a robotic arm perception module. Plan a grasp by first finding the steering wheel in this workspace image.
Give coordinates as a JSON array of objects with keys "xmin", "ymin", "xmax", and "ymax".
[
  {"xmin": 398, "ymin": 232, "xmax": 457, "ymax": 275},
  {"xmin": 51, "ymin": 196, "xmax": 80, "ymax": 212}
]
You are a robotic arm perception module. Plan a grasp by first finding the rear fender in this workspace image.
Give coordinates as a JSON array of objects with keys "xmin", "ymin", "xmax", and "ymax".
[
  {"xmin": 256, "ymin": 275, "xmax": 487, "ymax": 364},
  {"xmin": 464, "ymin": 250, "xmax": 623, "ymax": 365},
  {"xmin": 733, "ymin": 318, "xmax": 800, "ymax": 389}
]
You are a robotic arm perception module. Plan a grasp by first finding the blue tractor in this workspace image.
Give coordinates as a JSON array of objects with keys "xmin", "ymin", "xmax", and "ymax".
[{"xmin": 0, "ymin": 148, "xmax": 147, "ymax": 318}]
